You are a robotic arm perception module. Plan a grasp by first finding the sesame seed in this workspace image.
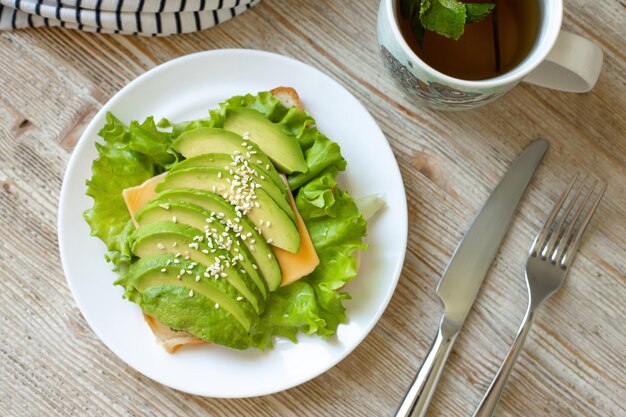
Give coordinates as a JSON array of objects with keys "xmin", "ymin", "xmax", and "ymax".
[
  {"xmin": 189, "ymin": 290, "xmax": 194, "ymax": 297},
  {"xmin": 202, "ymin": 249, "xmax": 209, "ymax": 254},
  {"xmin": 220, "ymin": 272, "xmax": 228, "ymax": 278},
  {"xmin": 159, "ymin": 203, "xmax": 170, "ymax": 210},
  {"xmin": 236, "ymin": 296, "xmax": 243, "ymax": 301},
  {"xmin": 180, "ymin": 269, "xmax": 186, "ymax": 275},
  {"xmin": 243, "ymin": 131, "xmax": 251, "ymax": 136},
  {"xmin": 233, "ymin": 150, "xmax": 241, "ymax": 155},
  {"xmin": 184, "ymin": 255, "xmax": 190, "ymax": 260},
  {"xmin": 173, "ymin": 259, "xmax": 180, "ymax": 264},
  {"xmin": 265, "ymin": 164, "xmax": 270, "ymax": 170},
  {"xmin": 166, "ymin": 260, "xmax": 172, "ymax": 266},
  {"xmin": 156, "ymin": 243, "xmax": 165, "ymax": 250},
  {"xmin": 240, "ymin": 269, "xmax": 246, "ymax": 274},
  {"xmin": 161, "ymin": 268, "xmax": 166, "ymax": 272},
  {"xmin": 266, "ymin": 239, "xmax": 273, "ymax": 244},
  {"xmin": 175, "ymin": 253, "xmax": 181, "ymax": 258},
  {"xmin": 266, "ymin": 221, "xmax": 271, "ymax": 228},
  {"xmin": 215, "ymin": 303, "xmax": 220, "ymax": 309},
  {"xmin": 252, "ymin": 264, "xmax": 258, "ymax": 270},
  {"xmin": 176, "ymin": 275, "xmax": 181, "ymax": 280},
  {"xmin": 250, "ymin": 245, "xmax": 255, "ymax": 252},
  {"xmin": 217, "ymin": 171, "xmax": 222, "ymax": 178},
  {"xmin": 173, "ymin": 242, "xmax": 178, "ymax": 247},
  {"xmin": 172, "ymin": 216, "xmax": 177, "ymax": 223},
  {"xmin": 268, "ymin": 253, "xmax": 273, "ymax": 259},
  {"xmin": 195, "ymin": 275, "xmax": 201, "ymax": 281}
]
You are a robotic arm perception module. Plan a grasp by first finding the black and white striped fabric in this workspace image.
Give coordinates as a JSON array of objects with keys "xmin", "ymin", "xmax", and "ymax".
[{"xmin": 0, "ymin": 0, "xmax": 260, "ymax": 35}]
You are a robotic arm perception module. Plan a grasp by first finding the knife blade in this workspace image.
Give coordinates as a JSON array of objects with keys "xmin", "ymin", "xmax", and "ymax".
[{"xmin": 396, "ymin": 139, "xmax": 549, "ymax": 417}]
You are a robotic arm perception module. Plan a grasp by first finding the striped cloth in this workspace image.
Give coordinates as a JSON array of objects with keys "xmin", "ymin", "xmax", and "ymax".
[{"xmin": 0, "ymin": 0, "xmax": 260, "ymax": 35}]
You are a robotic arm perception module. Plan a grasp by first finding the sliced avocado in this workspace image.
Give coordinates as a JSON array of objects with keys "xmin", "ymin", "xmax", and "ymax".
[
  {"xmin": 167, "ymin": 164, "xmax": 294, "ymax": 222},
  {"xmin": 222, "ymin": 108, "xmax": 307, "ymax": 174},
  {"xmin": 151, "ymin": 189, "xmax": 283, "ymax": 291},
  {"xmin": 128, "ymin": 254, "xmax": 257, "ymax": 335},
  {"xmin": 171, "ymin": 153, "xmax": 288, "ymax": 196},
  {"xmin": 156, "ymin": 169, "xmax": 300, "ymax": 253},
  {"xmin": 171, "ymin": 127, "xmax": 284, "ymax": 188},
  {"xmin": 130, "ymin": 222, "xmax": 265, "ymax": 313},
  {"xmin": 135, "ymin": 200, "xmax": 268, "ymax": 298}
]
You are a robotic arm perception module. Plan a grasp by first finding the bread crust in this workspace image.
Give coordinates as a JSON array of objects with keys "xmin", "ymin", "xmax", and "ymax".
[{"xmin": 270, "ymin": 87, "xmax": 305, "ymax": 110}]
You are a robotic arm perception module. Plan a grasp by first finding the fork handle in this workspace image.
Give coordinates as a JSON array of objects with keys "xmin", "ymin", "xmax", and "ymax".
[
  {"xmin": 472, "ymin": 307, "xmax": 536, "ymax": 417},
  {"xmin": 396, "ymin": 317, "xmax": 458, "ymax": 417}
]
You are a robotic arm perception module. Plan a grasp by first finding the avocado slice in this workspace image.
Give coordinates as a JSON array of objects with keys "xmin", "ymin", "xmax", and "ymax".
[
  {"xmin": 171, "ymin": 127, "xmax": 284, "ymax": 188},
  {"xmin": 127, "ymin": 254, "xmax": 257, "ymax": 336},
  {"xmin": 156, "ymin": 168, "xmax": 301, "ymax": 253},
  {"xmin": 222, "ymin": 108, "xmax": 307, "ymax": 174},
  {"xmin": 171, "ymin": 153, "xmax": 288, "ymax": 196},
  {"xmin": 130, "ymin": 222, "xmax": 265, "ymax": 313},
  {"xmin": 151, "ymin": 189, "xmax": 283, "ymax": 291},
  {"xmin": 167, "ymin": 164, "xmax": 294, "ymax": 222},
  {"xmin": 135, "ymin": 200, "xmax": 268, "ymax": 298}
]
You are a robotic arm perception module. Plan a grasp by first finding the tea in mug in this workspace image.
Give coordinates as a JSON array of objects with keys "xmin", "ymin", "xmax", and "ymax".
[{"xmin": 398, "ymin": 0, "xmax": 541, "ymax": 80}]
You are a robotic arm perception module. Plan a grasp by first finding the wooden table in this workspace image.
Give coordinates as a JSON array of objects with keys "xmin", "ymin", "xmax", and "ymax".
[{"xmin": 1, "ymin": 1, "xmax": 624, "ymax": 415}]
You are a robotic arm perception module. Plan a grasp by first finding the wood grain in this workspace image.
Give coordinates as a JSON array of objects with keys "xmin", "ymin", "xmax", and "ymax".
[{"xmin": 0, "ymin": 0, "xmax": 624, "ymax": 416}]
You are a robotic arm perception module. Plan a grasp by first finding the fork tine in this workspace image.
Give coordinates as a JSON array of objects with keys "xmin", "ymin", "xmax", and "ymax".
[
  {"xmin": 531, "ymin": 173, "xmax": 579, "ymax": 257},
  {"xmin": 543, "ymin": 174, "xmax": 588, "ymax": 259},
  {"xmin": 560, "ymin": 182, "xmax": 606, "ymax": 268},
  {"xmin": 550, "ymin": 178, "xmax": 597, "ymax": 264}
]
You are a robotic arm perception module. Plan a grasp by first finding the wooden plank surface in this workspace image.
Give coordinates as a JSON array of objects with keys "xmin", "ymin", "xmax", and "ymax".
[{"xmin": 0, "ymin": 0, "xmax": 624, "ymax": 415}]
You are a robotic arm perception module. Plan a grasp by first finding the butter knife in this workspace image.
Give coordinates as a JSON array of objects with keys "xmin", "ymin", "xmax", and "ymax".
[{"xmin": 395, "ymin": 139, "xmax": 549, "ymax": 417}]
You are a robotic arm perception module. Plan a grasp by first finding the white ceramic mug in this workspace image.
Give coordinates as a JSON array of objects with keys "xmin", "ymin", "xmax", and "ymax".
[{"xmin": 377, "ymin": 0, "xmax": 604, "ymax": 110}]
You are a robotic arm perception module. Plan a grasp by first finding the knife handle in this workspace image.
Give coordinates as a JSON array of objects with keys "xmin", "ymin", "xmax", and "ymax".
[{"xmin": 395, "ymin": 317, "xmax": 458, "ymax": 417}]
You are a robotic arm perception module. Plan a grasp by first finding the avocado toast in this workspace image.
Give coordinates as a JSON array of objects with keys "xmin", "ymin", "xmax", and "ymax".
[{"xmin": 84, "ymin": 88, "xmax": 370, "ymax": 352}]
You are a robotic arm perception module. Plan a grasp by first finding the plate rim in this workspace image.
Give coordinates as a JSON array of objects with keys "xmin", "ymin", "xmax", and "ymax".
[{"xmin": 58, "ymin": 48, "xmax": 408, "ymax": 397}]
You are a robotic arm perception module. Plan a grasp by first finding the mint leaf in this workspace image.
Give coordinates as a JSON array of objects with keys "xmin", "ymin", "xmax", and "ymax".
[
  {"xmin": 402, "ymin": 0, "xmax": 494, "ymax": 42},
  {"xmin": 466, "ymin": 3, "xmax": 495, "ymax": 23},
  {"xmin": 420, "ymin": 0, "xmax": 467, "ymax": 41},
  {"xmin": 419, "ymin": 0, "xmax": 431, "ymax": 19}
]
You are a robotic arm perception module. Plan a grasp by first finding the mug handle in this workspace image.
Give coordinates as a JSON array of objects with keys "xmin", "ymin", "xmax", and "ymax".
[{"xmin": 523, "ymin": 31, "xmax": 603, "ymax": 93}]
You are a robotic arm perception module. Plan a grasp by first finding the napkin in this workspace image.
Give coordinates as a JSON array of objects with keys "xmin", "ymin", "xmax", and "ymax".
[{"xmin": 0, "ymin": 0, "xmax": 260, "ymax": 35}]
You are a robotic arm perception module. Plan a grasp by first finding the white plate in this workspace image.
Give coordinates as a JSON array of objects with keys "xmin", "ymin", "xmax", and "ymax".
[{"xmin": 58, "ymin": 49, "xmax": 407, "ymax": 398}]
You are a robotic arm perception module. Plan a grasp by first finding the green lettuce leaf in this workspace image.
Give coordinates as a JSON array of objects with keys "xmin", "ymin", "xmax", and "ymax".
[{"xmin": 83, "ymin": 112, "xmax": 174, "ymax": 282}]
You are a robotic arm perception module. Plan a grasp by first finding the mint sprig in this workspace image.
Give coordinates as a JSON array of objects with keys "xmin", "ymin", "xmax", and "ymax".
[{"xmin": 401, "ymin": 0, "xmax": 495, "ymax": 42}]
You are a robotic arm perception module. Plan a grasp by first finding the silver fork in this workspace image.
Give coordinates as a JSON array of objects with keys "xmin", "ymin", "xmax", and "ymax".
[{"xmin": 473, "ymin": 173, "xmax": 606, "ymax": 417}]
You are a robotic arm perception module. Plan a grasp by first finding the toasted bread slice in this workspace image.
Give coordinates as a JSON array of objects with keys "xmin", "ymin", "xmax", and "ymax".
[{"xmin": 270, "ymin": 87, "xmax": 305, "ymax": 110}]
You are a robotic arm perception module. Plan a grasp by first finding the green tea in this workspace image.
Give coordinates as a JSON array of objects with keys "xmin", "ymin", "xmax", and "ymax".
[{"xmin": 398, "ymin": 0, "xmax": 541, "ymax": 80}]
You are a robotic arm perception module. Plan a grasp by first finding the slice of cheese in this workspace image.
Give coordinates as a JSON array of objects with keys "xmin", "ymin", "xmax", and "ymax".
[
  {"xmin": 122, "ymin": 173, "xmax": 166, "ymax": 226},
  {"xmin": 123, "ymin": 172, "xmax": 319, "ymax": 286},
  {"xmin": 273, "ymin": 178, "xmax": 320, "ymax": 287}
]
